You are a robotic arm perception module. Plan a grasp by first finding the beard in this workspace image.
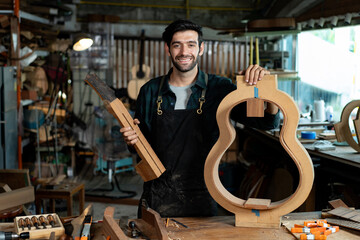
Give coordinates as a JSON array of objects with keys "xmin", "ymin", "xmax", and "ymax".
[{"xmin": 170, "ymin": 53, "xmax": 200, "ymax": 72}]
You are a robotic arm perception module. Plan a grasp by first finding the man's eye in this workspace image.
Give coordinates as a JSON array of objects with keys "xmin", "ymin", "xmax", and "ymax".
[
  {"xmin": 173, "ymin": 44, "xmax": 180, "ymax": 48},
  {"xmin": 189, "ymin": 44, "xmax": 196, "ymax": 47}
]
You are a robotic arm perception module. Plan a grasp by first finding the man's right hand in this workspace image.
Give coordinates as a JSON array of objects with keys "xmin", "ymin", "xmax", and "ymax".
[{"xmin": 120, "ymin": 118, "xmax": 140, "ymax": 146}]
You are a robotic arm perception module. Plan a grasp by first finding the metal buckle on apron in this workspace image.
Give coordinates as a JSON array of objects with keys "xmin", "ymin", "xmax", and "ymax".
[
  {"xmin": 197, "ymin": 97, "xmax": 205, "ymax": 114},
  {"xmin": 157, "ymin": 96, "xmax": 163, "ymax": 115}
]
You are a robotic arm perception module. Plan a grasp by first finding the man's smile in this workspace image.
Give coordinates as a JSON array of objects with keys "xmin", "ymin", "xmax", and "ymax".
[{"xmin": 176, "ymin": 55, "xmax": 193, "ymax": 64}]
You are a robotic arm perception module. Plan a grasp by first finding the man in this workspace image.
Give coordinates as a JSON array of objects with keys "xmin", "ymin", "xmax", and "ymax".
[{"xmin": 121, "ymin": 19, "xmax": 280, "ymax": 217}]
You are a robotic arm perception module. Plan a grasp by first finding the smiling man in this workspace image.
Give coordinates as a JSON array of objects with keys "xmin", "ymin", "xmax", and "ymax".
[{"xmin": 120, "ymin": 19, "xmax": 280, "ymax": 218}]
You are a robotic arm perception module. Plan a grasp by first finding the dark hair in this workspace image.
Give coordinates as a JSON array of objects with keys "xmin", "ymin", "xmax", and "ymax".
[{"xmin": 162, "ymin": 19, "xmax": 203, "ymax": 47}]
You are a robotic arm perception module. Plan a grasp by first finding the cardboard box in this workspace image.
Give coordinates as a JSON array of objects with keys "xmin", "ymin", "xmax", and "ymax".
[{"xmin": 21, "ymin": 90, "xmax": 38, "ymax": 100}]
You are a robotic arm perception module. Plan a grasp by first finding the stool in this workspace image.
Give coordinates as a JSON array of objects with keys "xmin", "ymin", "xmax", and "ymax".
[{"xmin": 35, "ymin": 182, "xmax": 84, "ymax": 216}]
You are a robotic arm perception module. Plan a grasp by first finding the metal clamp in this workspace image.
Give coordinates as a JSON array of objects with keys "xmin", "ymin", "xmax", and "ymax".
[
  {"xmin": 197, "ymin": 97, "xmax": 205, "ymax": 114},
  {"xmin": 157, "ymin": 97, "xmax": 163, "ymax": 115}
]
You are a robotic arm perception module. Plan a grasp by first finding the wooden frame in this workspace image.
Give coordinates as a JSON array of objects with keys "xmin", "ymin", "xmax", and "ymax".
[
  {"xmin": 204, "ymin": 75, "xmax": 314, "ymax": 228},
  {"xmin": 334, "ymin": 100, "xmax": 360, "ymax": 152}
]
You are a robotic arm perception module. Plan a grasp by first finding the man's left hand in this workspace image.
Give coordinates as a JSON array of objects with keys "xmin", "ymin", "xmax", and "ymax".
[{"xmin": 239, "ymin": 64, "xmax": 270, "ymax": 85}]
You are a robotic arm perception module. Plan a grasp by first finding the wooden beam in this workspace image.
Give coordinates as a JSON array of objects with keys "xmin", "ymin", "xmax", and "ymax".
[
  {"xmin": 296, "ymin": 0, "xmax": 360, "ymax": 22},
  {"xmin": 0, "ymin": 186, "xmax": 34, "ymax": 211}
]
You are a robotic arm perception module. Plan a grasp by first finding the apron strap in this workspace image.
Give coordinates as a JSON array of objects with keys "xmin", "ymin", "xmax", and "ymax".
[{"xmin": 157, "ymin": 73, "xmax": 208, "ymax": 115}]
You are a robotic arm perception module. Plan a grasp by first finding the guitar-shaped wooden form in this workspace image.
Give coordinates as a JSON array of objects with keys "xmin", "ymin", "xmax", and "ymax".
[
  {"xmin": 127, "ymin": 30, "xmax": 151, "ymax": 100},
  {"xmin": 334, "ymin": 100, "xmax": 360, "ymax": 152},
  {"xmin": 85, "ymin": 73, "xmax": 165, "ymax": 182},
  {"xmin": 204, "ymin": 75, "xmax": 314, "ymax": 228}
]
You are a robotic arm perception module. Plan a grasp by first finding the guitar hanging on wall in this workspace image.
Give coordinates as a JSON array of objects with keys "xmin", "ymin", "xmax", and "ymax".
[{"xmin": 127, "ymin": 30, "xmax": 151, "ymax": 100}]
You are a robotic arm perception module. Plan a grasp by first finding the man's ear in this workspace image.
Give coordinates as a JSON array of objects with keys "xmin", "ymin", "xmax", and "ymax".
[
  {"xmin": 165, "ymin": 43, "xmax": 171, "ymax": 57},
  {"xmin": 199, "ymin": 42, "xmax": 204, "ymax": 56}
]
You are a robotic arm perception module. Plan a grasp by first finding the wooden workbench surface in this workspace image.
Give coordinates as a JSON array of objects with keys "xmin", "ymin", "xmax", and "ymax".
[
  {"xmin": 164, "ymin": 216, "xmax": 294, "ymax": 239},
  {"xmin": 90, "ymin": 212, "xmax": 359, "ymax": 240},
  {"xmin": 2, "ymin": 212, "xmax": 359, "ymax": 240},
  {"xmin": 302, "ymin": 143, "xmax": 360, "ymax": 168}
]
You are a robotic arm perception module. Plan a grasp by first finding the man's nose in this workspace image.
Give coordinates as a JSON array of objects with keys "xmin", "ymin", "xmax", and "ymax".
[{"xmin": 179, "ymin": 45, "xmax": 188, "ymax": 54}]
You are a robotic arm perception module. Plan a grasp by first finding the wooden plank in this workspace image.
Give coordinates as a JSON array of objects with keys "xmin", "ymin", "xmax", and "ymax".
[
  {"xmin": 211, "ymin": 41, "xmax": 214, "ymax": 74},
  {"xmin": 0, "ymin": 186, "xmax": 34, "ymax": 211},
  {"xmin": 232, "ymin": 42, "xmax": 236, "ymax": 74},
  {"xmin": 165, "ymin": 216, "xmax": 295, "ymax": 240},
  {"xmin": 244, "ymin": 198, "xmax": 271, "ymax": 209},
  {"xmin": 227, "ymin": 43, "xmax": 230, "ymax": 77},
  {"xmin": 216, "ymin": 42, "xmax": 220, "ymax": 75},
  {"xmin": 102, "ymin": 207, "xmax": 128, "ymax": 240},
  {"xmin": 163, "ymin": 41, "xmax": 167, "ymax": 74},
  {"xmin": 116, "ymin": 40, "xmax": 119, "ymax": 88},
  {"xmin": 153, "ymin": 41, "xmax": 156, "ymax": 78},
  {"xmin": 326, "ymin": 217, "xmax": 360, "ymax": 231},
  {"xmin": 328, "ymin": 199, "xmax": 349, "ymax": 208},
  {"xmin": 84, "ymin": 74, "xmax": 165, "ymax": 182},
  {"xmin": 126, "ymin": 39, "xmax": 130, "ymax": 85},
  {"xmin": 0, "ymin": 183, "xmax": 11, "ymax": 192},
  {"xmin": 205, "ymin": 42, "xmax": 209, "ymax": 73},
  {"xmin": 238, "ymin": 43, "xmax": 242, "ymax": 72},
  {"xmin": 132, "ymin": 39, "xmax": 135, "ymax": 71},
  {"xmin": 129, "ymin": 206, "xmax": 167, "ymax": 240},
  {"xmin": 328, "ymin": 207, "xmax": 360, "ymax": 223},
  {"xmin": 121, "ymin": 39, "xmax": 125, "ymax": 88},
  {"xmin": 158, "ymin": 41, "xmax": 161, "ymax": 76},
  {"xmin": 147, "ymin": 39, "xmax": 151, "ymax": 73},
  {"xmin": 246, "ymin": 98, "xmax": 265, "ymax": 117},
  {"xmin": 247, "ymin": 18, "xmax": 296, "ymax": 29}
]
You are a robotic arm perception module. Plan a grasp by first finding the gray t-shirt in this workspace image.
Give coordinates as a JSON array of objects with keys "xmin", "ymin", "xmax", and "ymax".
[{"xmin": 169, "ymin": 83, "xmax": 195, "ymax": 110}]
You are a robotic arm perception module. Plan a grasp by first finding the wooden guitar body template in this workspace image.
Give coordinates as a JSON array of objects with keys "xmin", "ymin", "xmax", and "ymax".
[
  {"xmin": 204, "ymin": 75, "xmax": 314, "ymax": 228},
  {"xmin": 334, "ymin": 100, "xmax": 360, "ymax": 152}
]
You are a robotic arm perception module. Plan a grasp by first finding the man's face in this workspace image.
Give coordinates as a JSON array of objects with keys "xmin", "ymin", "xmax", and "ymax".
[{"xmin": 166, "ymin": 30, "xmax": 204, "ymax": 73}]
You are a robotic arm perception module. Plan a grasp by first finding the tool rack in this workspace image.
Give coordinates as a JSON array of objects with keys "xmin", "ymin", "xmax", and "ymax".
[{"xmin": 14, "ymin": 214, "xmax": 64, "ymax": 239}]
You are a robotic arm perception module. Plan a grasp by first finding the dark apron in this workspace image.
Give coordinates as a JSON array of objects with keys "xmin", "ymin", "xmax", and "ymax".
[{"xmin": 139, "ymin": 75, "xmax": 217, "ymax": 218}]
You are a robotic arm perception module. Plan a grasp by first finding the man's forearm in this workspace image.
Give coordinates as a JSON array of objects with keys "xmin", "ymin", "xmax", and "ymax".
[{"xmin": 265, "ymin": 102, "xmax": 279, "ymax": 115}]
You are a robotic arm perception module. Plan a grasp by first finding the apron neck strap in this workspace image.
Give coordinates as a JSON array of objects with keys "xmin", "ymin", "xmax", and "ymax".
[{"xmin": 157, "ymin": 73, "xmax": 208, "ymax": 115}]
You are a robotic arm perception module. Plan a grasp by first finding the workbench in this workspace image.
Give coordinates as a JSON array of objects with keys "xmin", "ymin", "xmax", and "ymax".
[
  {"xmin": 238, "ymin": 126, "xmax": 360, "ymax": 211},
  {"xmin": 302, "ymin": 143, "xmax": 360, "ymax": 169},
  {"xmin": 1, "ymin": 212, "xmax": 359, "ymax": 239},
  {"xmin": 86, "ymin": 211, "xmax": 360, "ymax": 240}
]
